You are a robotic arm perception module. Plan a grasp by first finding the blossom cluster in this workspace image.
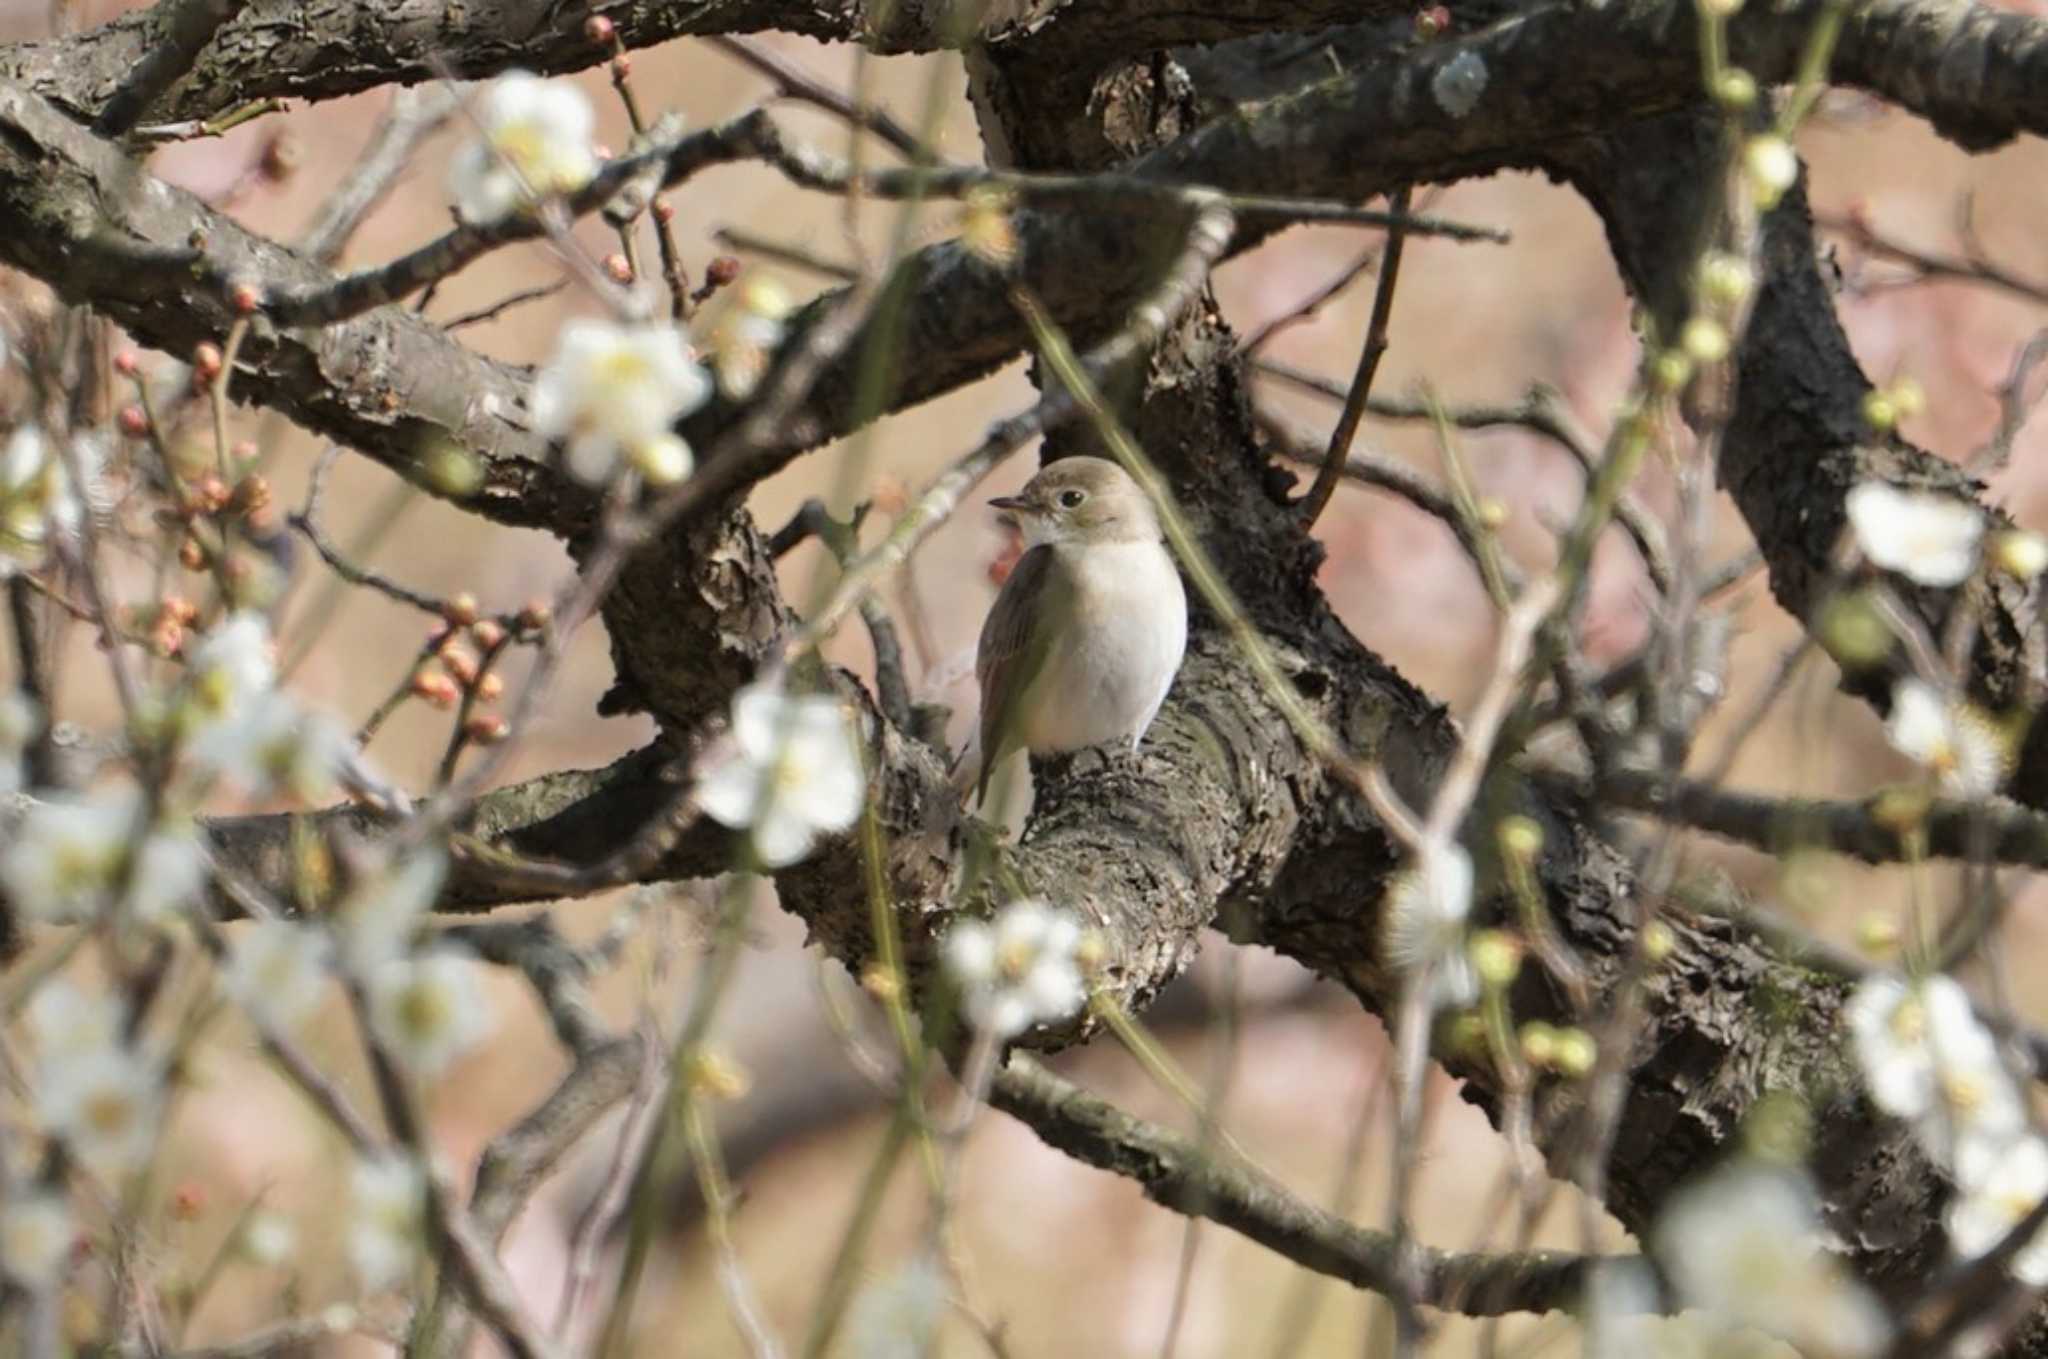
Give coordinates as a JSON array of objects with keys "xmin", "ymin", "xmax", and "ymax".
[
  {"xmin": 1650, "ymin": 1159, "xmax": 1890, "ymax": 1356},
  {"xmin": 0, "ymin": 606, "xmax": 493, "ymax": 1297},
  {"xmin": 1848, "ymin": 972, "xmax": 2048, "ymax": 1281},
  {"xmin": 454, "ymin": 71, "xmax": 800, "ymax": 492}
]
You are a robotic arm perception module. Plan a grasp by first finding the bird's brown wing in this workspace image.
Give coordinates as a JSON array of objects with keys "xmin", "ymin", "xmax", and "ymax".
[{"xmin": 975, "ymin": 544, "xmax": 1069, "ymax": 804}]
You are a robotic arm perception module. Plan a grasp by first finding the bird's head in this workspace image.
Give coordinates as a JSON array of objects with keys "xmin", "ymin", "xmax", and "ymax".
[{"xmin": 988, "ymin": 456, "xmax": 1162, "ymax": 549}]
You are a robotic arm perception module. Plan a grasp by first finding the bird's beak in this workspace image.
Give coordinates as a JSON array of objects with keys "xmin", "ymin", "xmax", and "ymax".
[{"xmin": 989, "ymin": 493, "xmax": 1031, "ymax": 529}]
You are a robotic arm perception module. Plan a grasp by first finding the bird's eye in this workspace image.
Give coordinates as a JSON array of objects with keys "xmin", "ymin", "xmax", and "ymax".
[{"xmin": 1058, "ymin": 489, "xmax": 1087, "ymax": 509}]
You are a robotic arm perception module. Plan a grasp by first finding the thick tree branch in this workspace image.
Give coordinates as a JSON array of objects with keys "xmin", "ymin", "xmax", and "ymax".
[
  {"xmin": 89, "ymin": 0, "xmax": 248, "ymax": 137},
  {"xmin": 0, "ymin": 79, "xmax": 586, "ymax": 533},
  {"xmin": 1592, "ymin": 768, "xmax": 2048, "ymax": 870},
  {"xmin": 991, "ymin": 1055, "xmax": 1632, "ymax": 1318}
]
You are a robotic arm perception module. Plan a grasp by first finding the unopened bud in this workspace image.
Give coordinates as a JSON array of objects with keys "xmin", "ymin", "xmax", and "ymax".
[
  {"xmin": 228, "ymin": 280, "xmax": 262, "ymax": 315},
  {"xmin": 1497, "ymin": 815, "xmax": 1543, "ymax": 863},
  {"xmin": 114, "ymin": 350, "xmax": 141, "ymax": 378},
  {"xmin": 441, "ymin": 646, "xmax": 480, "ymax": 686},
  {"xmin": 178, "ymin": 536, "xmax": 206, "ymax": 571},
  {"xmin": 1414, "ymin": 3, "xmax": 1452, "ymax": 37},
  {"xmin": 1519, "ymin": 1021, "xmax": 1559, "ymax": 1067},
  {"xmin": 1469, "ymin": 929, "xmax": 1523, "ymax": 988},
  {"xmin": 463, "ymin": 712, "xmax": 510, "ymax": 744},
  {"xmin": 602, "ymin": 252, "xmax": 633, "ymax": 284},
  {"xmin": 228, "ymin": 474, "xmax": 271, "ymax": 516},
  {"xmin": 444, "ymin": 592, "xmax": 480, "ymax": 627},
  {"xmin": 1474, "ymin": 497, "xmax": 1510, "ymax": 530},
  {"xmin": 1651, "ymin": 350, "xmax": 1693, "ymax": 392},
  {"xmin": 1861, "ymin": 389, "xmax": 1897, "ymax": 431},
  {"xmin": 1743, "ymin": 134, "xmax": 1797, "ymax": 206},
  {"xmin": 1552, "ymin": 1028, "xmax": 1598, "ymax": 1078},
  {"xmin": 687, "ymin": 1050, "xmax": 751, "ymax": 1100},
  {"xmin": 1681, "ymin": 315, "xmax": 1731, "ymax": 365},
  {"xmin": 1993, "ymin": 529, "xmax": 2048, "ymax": 580},
  {"xmin": 1640, "ymin": 919, "xmax": 1677, "ymax": 964},
  {"xmin": 471, "ymin": 619, "xmax": 507, "ymax": 649},
  {"xmin": 476, "ymin": 672, "xmax": 505, "ymax": 701},
  {"xmin": 861, "ymin": 962, "xmax": 902, "ymax": 1003},
  {"xmin": 118, "ymin": 405, "xmax": 150, "ymax": 438},
  {"xmin": 1857, "ymin": 913, "xmax": 1903, "ymax": 956},
  {"xmin": 517, "ymin": 599, "xmax": 553, "ymax": 633},
  {"xmin": 193, "ymin": 342, "xmax": 224, "ymax": 380},
  {"xmin": 653, "ymin": 198, "xmax": 676, "ymax": 224},
  {"xmin": 1715, "ymin": 69, "xmax": 1758, "ymax": 111},
  {"xmin": 584, "ymin": 13, "xmax": 616, "ymax": 43},
  {"xmin": 412, "ymin": 668, "xmax": 460, "ymax": 708},
  {"xmin": 705, "ymin": 255, "xmax": 742, "ymax": 289},
  {"xmin": 1700, "ymin": 252, "xmax": 1754, "ymax": 308}
]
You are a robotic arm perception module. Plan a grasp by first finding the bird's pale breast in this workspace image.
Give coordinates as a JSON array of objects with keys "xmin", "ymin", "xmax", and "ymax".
[{"xmin": 1015, "ymin": 541, "xmax": 1187, "ymax": 753}]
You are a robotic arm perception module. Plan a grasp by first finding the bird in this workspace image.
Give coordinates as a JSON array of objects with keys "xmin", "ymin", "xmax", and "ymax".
[{"xmin": 967, "ymin": 456, "xmax": 1188, "ymax": 805}]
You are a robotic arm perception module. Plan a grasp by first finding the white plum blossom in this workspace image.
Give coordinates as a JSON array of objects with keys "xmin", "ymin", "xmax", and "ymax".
[
  {"xmin": 123, "ymin": 819, "xmax": 208, "ymax": 926},
  {"xmin": 188, "ymin": 689, "xmax": 356, "ymax": 802},
  {"xmin": 942, "ymin": 899, "xmax": 1087, "ymax": 1038},
  {"xmin": 25, "ymin": 981, "xmax": 121, "ymax": 1058},
  {"xmin": 1949, "ymin": 1134, "xmax": 2048, "ymax": 1282},
  {"xmin": 709, "ymin": 276, "xmax": 793, "ymax": 399},
  {"xmin": 697, "ymin": 680, "xmax": 866, "ymax": 868},
  {"xmin": 367, "ymin": 948, "xmax": 493, "ymax": 1077},
  {"xmin": 347, "ymin": 1153, "xmax": 425, "ymax": 1293},
  {"xmin": 0, "ymin": 1192, "xmax": 73, "ymax": 1289},
  {"xmin": 529, "ymin": 318, "xmax": 712, "ymax": 486},
  {"xmin": 0, "ymin": 787, "xmax": 145, "ymax": 922},
  {"xmin": 0, "ymin": 425, "xmax": 83, "ymax": 575},
  {"xmin": 34, "ymin": 1043, "xmax": 164, "ymax": 1178},
  {"xmin": 1431, "ymin": 50, "xmax": 1489, "ymax": 120},
  {"xmin": 1655, "ymin": 1161, "xmax": 1889, "ymax": 1357},
  {"xmin": 1846, "ymin": 480, "xmax": 1984, "ymax": 588},
  {"xmin": 185, "ymin": 611, "xmax": 276, "ymax": 714},
  {"xmin": 448, "ymin": 72, "xmax": 598, "ymax": 224},
  {"xmin": 1382, "ymin": 837, "xmax": 1478, "ymax": 1010},
  {"xmin": 335, "ymin": 848, "xmax": 448, "ymax": 974},
  {"xmin": 1847, "ymin": 972, "xmax": 2028, "ymax": 1182},
  {"xmin": 222, "ymin": 919, "xmax": 334, "ymax": 1031},
  {"xmin": 1885, "ymin": 678, "xmax": 2006, "ymax": 799}
]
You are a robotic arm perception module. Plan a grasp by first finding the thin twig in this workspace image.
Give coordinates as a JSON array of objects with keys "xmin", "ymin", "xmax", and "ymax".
[{"xmin": 1297, "ymin": 186, "xmax": 1411, "ymax": 528}]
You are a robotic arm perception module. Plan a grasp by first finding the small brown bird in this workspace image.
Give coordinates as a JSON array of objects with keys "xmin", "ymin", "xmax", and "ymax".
[{"xmin": 966, "ymin": 457, "xmax": 1188, "ymax": 804}]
